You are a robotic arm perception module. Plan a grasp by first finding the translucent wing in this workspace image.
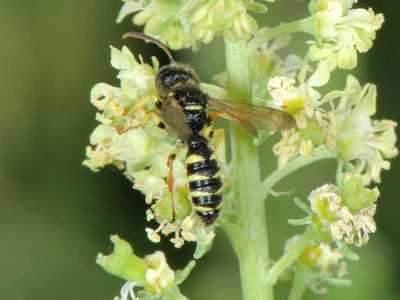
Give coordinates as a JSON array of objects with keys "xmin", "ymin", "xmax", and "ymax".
[
  {"xmin": 158, "ymin": 96, "xmax": 192, "ymax": 142},
  {"xmin": 208, "ymin": 97, "xmax": 296, "ymax": 135}
]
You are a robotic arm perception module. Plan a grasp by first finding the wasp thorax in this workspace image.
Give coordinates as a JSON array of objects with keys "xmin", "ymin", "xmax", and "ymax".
[
  {"xmin": 155, "ymin": 64, "xmax": 200, "ymax": 97},
  {"xmin": 187, "ymin": 134, "xmax": 208, "ymax": 150}
]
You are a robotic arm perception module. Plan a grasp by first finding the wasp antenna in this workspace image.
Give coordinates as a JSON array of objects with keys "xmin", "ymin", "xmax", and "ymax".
[{"xmin": 122, "ymin": 32, "xmax": 175, "ymax": 63}]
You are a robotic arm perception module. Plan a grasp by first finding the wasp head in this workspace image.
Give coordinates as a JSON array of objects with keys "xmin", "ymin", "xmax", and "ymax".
[{"xmin": 155, "ymin": 64, "xmax": 200, "ymax": 98}]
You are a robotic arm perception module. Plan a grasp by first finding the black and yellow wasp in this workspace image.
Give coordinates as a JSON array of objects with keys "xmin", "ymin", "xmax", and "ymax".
[{"xmin": 123, "ymin": 32, "xmax": 295, "ymax": 225}]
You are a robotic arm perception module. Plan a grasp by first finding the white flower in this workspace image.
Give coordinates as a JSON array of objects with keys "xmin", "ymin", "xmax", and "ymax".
[
  {"xmin": 332, "ymin": 75, "xmax": 398, "ymax": 184},
  {"xmin": 316, "ymin": 243, "xmax": 346, "ymax": 277},
  {"xmin": 270, "ymin": 64, "xmax": 331, "ymax": 167},
  {"xmin": 144, "ymin": 251, "xmax": 175, "ymax": 294},
  {"xmin": 180, "ymin": 216, "xmax": 198, "ymax": 241},
  {"xmin": 307, "ymin": 182, "xmax": 378, "ymax": 246},
  {"xmin": 284, "ymin": 236, "xmax": 347, "ymax": 281},
  {"xmin": 308, "ymin": 184, "xmax": 342, "ymax": 224},
  {"xmin": 309, "ymin": 0, "xmax": 384, "ymax": 70},
  {"xmin": 183, "ymin": 0, "xmax": 258, "ymax": 43},
  {"xmin": 330, "ymin": 205, "xmax": 376, "ymax": 247},
  {"xmin": 118, "ymin": 0, "xmax": 192, "ymax": 49},
  {"xmin": 145, "ymin": 228, "xmax": 161, "ymax": 243}
]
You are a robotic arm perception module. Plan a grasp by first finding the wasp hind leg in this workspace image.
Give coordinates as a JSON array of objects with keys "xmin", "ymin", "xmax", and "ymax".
[{"xmin": 166, "ymin": 144, "xmax": 183, "ymax": 223}]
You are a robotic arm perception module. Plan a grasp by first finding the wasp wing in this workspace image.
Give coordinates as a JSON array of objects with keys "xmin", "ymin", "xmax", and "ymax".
[
  {"xmin": 158, "ymin": 96, "xmax": 192, "ymax": 142},
  {"xmin": 208, "ymin": 97, "xmax": 296, "ymax": 136}
]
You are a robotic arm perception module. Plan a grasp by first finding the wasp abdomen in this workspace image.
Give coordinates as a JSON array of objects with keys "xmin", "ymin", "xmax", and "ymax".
[
  {"xmin": 186, "ymin": 134, "xmax": 222, "ymax": 225},
  {"xmin": 189, "ymin": 178, "xmax": 222, "ymax": 194}
]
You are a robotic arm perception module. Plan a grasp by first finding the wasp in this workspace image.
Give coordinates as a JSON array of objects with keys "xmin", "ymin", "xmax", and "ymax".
[{"xmin": 123, "ymin": 32, "xmax": 295, "ymax": 225}]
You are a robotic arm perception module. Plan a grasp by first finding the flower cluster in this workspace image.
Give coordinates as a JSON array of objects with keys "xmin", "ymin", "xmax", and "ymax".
[
  {"xmin": 182, "ymin": 0, "xmax": 258, "ymax": 44},
  {"xmin": 284, "ymin": 236, "xmax": 348, "ymax": 293},
  {"xmin": 97, "ymin": 235, "xmax": 193, "ymax": 299},
  {"xmin": 308, "ymin": 179, "xmax": 379, "ymax": 247},
  {"xmin": 118, "ymin": 0, "xmax": 193, "ymax": 49},
  {"xmin": 308, "ymin": 0, "xmax": 384, "ymax": 70},
  {"xmin": 83, "ymin": 46, "xmax": 226, "ymax": 248},
  {"xmin": 271, "ymin": 71, "xmax": 398, "ymax": 183},
  {"xmin": 117, "ymin": 0, "xmax": 272, "ymax": 49},
  {"xmin": 332, "ymin": 76, "xmax": 398, "ymax": 184},
  {"xmin": 269, "ymin": 64, "xmax": 331, "ymax": 167}
]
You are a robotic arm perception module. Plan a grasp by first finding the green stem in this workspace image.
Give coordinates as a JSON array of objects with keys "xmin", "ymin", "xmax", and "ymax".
[
  {"xmin": 336, "ymin": 159, "xmax": 344, "ymax": 186},
  {"xmin": 261, "ymin": 148, "xmax": 336, "ymax": 201},
  {"xmin": 222, "ymin": 38, "xmax": 273, "ymax": 300},
  {"xmin": 288, "ymin": 270, "xmax": 308, "ymax": 300},
  {"xmin": 266, "ymin": 227, "xmax": 313, "ymax": 285},
  {"xmin": 249, "ymin": 17, "xmax": 314, "ymax": 49}
]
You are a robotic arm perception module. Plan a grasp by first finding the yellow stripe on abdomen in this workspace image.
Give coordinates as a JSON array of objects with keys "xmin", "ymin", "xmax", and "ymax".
[
  {"xmin": 186, "ymin": 154, "xmax": 205, "ymax": 164},
  {"xmin": 189, "ymin": 190, "xmax": 213, "ymax": 198}
]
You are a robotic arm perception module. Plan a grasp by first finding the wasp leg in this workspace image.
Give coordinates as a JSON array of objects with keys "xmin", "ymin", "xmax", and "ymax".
[
  {"xmin": 166, "ymin": 143, "xmax": 183, "ymax": 222},
  {"xmin": 167, "ymin": 153, "xmax": 176, "ymax": 222}
]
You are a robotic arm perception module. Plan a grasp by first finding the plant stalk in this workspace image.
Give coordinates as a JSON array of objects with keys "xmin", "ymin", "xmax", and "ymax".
[
  {"xmin": 288, "ymin": 271, "xmax": 308, "ymax": 300},
  {"xmin": 249, "ymin": 17, "xmax": 314, "ymax": 49},
  {"xmin": 223, "ymin": 38, "xmax": 273, "ymax": 300},
  {"xmin": 261, "ymin": 148, "xmax": 336, "ymax": 201},
  {"xmin": 266, "ymin": 227, "xmax": 313, "ymax": 285}
]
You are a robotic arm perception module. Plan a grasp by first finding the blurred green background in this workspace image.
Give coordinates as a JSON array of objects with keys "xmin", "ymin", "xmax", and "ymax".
[{"xmin": 0, "ymin": 1, "xmax": 398, "ymax": 299}]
